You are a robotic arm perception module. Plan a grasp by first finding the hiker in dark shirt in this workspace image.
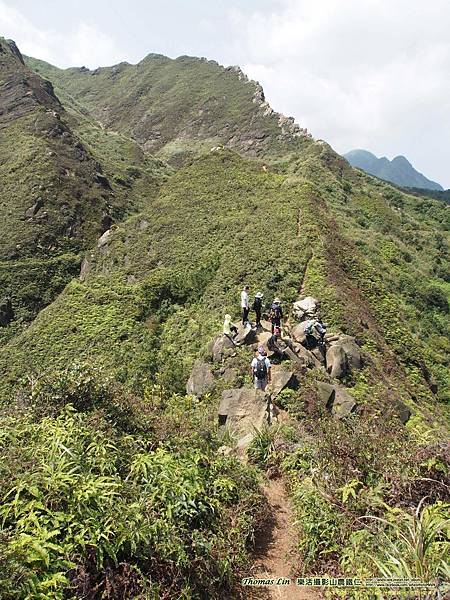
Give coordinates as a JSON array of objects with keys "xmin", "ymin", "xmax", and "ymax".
[
  {"xmin": 267, "ymin": 327, "xmax": 288, "ymax": 360},
  {"xmin": 252, "ymin": 292, "xmax": 263, "ymax": 328},
  {"xmin": 269, "ymin": 297, "xmax": 283, "ymax": 334}
]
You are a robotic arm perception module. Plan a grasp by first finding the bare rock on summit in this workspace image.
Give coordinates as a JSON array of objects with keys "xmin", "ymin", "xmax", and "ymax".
[
  {"xmin": 0, "ymin": 297, "xmax": 14, "ymax": 327},
  {"xmin": 186, "ymin": 361, "xmax": 215, "ymax": 398},
  {"xmin": 329, "ymin": 335, "xmax": 362, "ymax": 370},
  {"xmin": 218, "ymin": 388, "xmax": 269, "ymax": 439},
  {"xmin": 210, "ymin": 335, "xmax": 235, "ymax": 363}
]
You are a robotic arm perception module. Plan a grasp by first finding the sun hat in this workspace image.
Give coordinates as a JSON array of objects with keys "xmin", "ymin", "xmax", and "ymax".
[
  {"xmin": 255, "ymin": 292, "xmax": 263, "ymax": 298},
  {"xmin": 273, "ymin": 297, "xmax": 281, "ymax": 303}
]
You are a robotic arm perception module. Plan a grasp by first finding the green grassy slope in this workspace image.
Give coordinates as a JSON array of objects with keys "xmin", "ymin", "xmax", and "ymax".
[
  {"xmin": 26, "ymin": 54, "xmax": 312, "ymax": 165},
  {"xmin": 0, "ymin": 39, "xmax": 168, "ymax": 325},
  {"xmin": 1, "ymin": 43, "xmax": 449, "ymax": 599},
  {"xmin": 1, "ymin": 146, "xmax": 448, "ymax": 597},
  {"xmin": 2, "ymin": 147, "xmax": 448, "ymax": 409}
]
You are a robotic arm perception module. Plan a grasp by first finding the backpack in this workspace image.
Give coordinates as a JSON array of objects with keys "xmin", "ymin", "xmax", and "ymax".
[
  {"xmin": 254, "ymin": 357, "xmax": 268, "ymax": 380},
  {"xmin": 253, "ymin": 297, "xmax": 262, "ymax": 311},
  {"xmin": 270, "ymin": 304, "xmax": 281, "ymax": 320}
]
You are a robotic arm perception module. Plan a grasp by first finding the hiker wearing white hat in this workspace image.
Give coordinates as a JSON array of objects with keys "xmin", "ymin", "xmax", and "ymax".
[
  {"xmin": 269, "ymin": 297, "xmax": 283, "ymax": 334},
  {"xmin": 252, "ymin": 292, "xmax": 264, "ymax": 328}
]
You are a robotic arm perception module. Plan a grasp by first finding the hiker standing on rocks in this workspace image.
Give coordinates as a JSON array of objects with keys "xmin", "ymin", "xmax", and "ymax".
[
  {"xmin": 305, "ymin": 317, "xmax": 327, "ymax": 349},
  {"xmin": 251, "ymin": 346, "xmax": 271, "ymax": 391},
  {"xmin": 252, "ymin": 292, "xmax": 263, "ymax": 328},
  {"xmin": 269, "ymin": 297, "xmax": 283, "ymax": 333},
  {"xmin": 223, "ymin": 314, "xmax": 238, "ymax": 345},
  {"xmin": 241, "ymin": 285, "xmax": 250, "ymax": 326}
]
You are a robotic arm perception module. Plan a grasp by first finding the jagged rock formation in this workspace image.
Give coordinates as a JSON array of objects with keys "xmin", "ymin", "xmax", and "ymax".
[{"xmin": 27, "ymin": 53, "xmax": 312, "ymax": 164}]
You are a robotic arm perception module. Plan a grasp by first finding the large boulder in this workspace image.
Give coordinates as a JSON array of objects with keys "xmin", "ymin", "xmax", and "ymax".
[
  {"xmin": 234, "ymin": 324, "xmax": 257, "ymax": 345},
  {"xmin": 186, "ymin": 361, "xmax": 215, "ymax": 398},
  {"xmin": 333, "ymin": 386, "xmax": 357, "ymax": 418},
  {"xmin": 268, "ymin": 370, "xmax": 298, "ymax": 399},
  {"xmin": 0, "ymin": 298, "xmax": 14, "ymax": 327},
  {"xmin": 393, "ymin": 401, "xmax": 412, "ymax": 424},
  {"xmin": 293, "ymin": 297, "xmax": 318, "ymax": 319},
  {"xmin": 291, "ymin": 344, "xmax": 320, "ymax": 368},
  {"xmin": 292, "ymin": 320, "xmax": 315, "ymax": 344},
  {"xmin": 326, "ymin": 344, "xmax": 348, "ymax": 378},
  {"xmin": 259, "ymin": 319, "xmax": 273, "ymax": 332},
  {"xmin": 218, "ymin": 388, "xmax": 269, "ymax": 438},
  {"xmin": 256, "ymin": 330, "xmax": 272, "ymax": 349},
  {"xmin": 330, "ymin": 335, "xmax": 362, "ymax": 370},
  {"xmin": 316, "ymin": 382, "xmax": 356, "ymax": 418},
  {"xmin": 210, "ymin": 335, "xmax": 235, "ymax": 363}
]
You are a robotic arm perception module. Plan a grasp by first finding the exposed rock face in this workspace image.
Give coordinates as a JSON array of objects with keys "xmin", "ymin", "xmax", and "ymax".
[
  {"xmin": 393, "ymin": 401, "xmax": 412, "ymax": 424},
  {"xmin": 234, "ymin": 324, "xmax": 257, "ymax": 345},
  {"xmin": 268, "ymin": 370, "xmax": 298, "ymax": 399},
  {"xmin": 292, "ymin": 321, "xmax": 314, "ymax": 344},
  {"xmin": 293, "ymin": 297, "xmax": 319, "ymax": 320},
  {"xmin": 326, "ymin": 344, "xmax": 348, "ymax": 379},
  {"xmin": 79, "ymin": 257, "xmax": 91, "ymax": 281},
  {"xmin": 218, "ymin": 388, "xmax": 269, "ymax": 439},
  {"xmin": 0, "ymin": 297, "xmax": 14, "ymax": 327},
  {"xmin": 186, "ymin": 361, "xmax": 215, "ymax": 398},
  {"xmin": 316, "ymin": 382, "xmax": 356, "ymax": 418},
  {"xmin": 329, "ymin": 335, "xmax": 362, "ymax": 370},
  {"xmin": 291, "ymin": 344, "xmax": 319, "ymax": 368},
  {"xmin": 210, "ymin": 335, "xmax": 235, "ymax": 363},
  {"xmin": 97, "ymin": 228, "xmax": 113, "ymax": 249}
]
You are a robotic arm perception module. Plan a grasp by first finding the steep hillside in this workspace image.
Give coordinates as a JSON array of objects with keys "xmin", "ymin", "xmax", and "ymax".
[
  {"xmin": 1, "ymin": 43, "xmax": 449, "ymax": 600},
  {"xmin": 0, "ymin": 39, "xmax": 167, "ymax": 327},
  {"xmin": 345, "ymin": 149, "xmax": 443, "ymax": 190},
  {"xmin": 26, "ymin": 54, "xmax": 312, "ymax": 166}
]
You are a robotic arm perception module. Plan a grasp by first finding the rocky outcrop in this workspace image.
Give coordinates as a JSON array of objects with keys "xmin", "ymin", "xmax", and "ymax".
[
  {"xmin": 219, "ymin": 388, "xmax": 269, "ymax": 440},
  {"xmin": 293, "ymin": 297, "xmax": 319, "ymax": 320},
  {"xmin": 316, "ymin": 382, "xmax": 356, "ymax": 418},
  {"xmin": 210, "ymin": 335, "xmax": 235, "ymax": 363},
  {"xmin": 329, "ymin": 335, "xmax": 362, "ymax": 370},
  {"xmin": 186, "ymin": 361, "xmax": 215, "ymax": 398},
  {"xmin": 234, "ymin": 324, "xmax": 257, "ymax": 345},
  {"xmin": 393, "ymin": 401, "xmax": 412, "ymax": 424},
  {"xmin": 326, "ymin": 345, "xmax": 348, "ymax": 379},
  {"xmin": 0, "ymin": 297, "xmax": 14, "ymax": 327},
  {"xmin": 268, "ymin": 370, "xmax": 298, "ymax": 399}
]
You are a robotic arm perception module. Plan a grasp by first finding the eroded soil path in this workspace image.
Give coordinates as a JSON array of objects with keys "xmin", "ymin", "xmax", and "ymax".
[{"xmin": 247, "ymin": 477, "xmax": 322, "ymax": 600}]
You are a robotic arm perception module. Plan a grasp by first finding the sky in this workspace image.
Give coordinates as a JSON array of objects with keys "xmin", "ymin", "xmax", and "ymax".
[{"xmin": 1, "ymin": 0, "xmax": 449, "ymax": 188}]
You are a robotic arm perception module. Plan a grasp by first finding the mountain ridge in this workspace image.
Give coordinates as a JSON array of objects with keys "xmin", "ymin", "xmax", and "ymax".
[
  {"xmin": 0, "ymin": 38, "xmax": 449, "ymax": 600},
  {"xmin": 345, "ymin": 148, "xmax": 443, "ymax": 190},
  {"xmin": 26, "ymin": 53, "xmax": 312, "ymax": 166}
]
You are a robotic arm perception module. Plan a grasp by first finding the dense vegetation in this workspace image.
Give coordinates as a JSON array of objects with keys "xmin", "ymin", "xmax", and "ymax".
[
  {"xmin": 1, "ymin": 39, "xmax": 449, "ymax": 599},
  {"xmin": 26, "ymin": 54, "xmax": 311, "ymax": 166}
]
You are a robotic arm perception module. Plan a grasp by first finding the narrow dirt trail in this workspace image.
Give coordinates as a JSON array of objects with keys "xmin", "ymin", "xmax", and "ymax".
[{"xmin": 247, "ymin": 477, "xmax": 322, "ymax": 600}]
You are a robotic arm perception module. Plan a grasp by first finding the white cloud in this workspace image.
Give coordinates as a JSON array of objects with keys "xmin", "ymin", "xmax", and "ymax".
[
  {"xmin": 0, "ymin": 1, "xmax": 125, "ymax": 68},
  {"xmin": 230, "ymin": 0, "xmax": 450, "ymax": 187}
]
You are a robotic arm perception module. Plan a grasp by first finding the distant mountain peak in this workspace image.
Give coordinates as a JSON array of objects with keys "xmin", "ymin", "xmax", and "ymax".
[{"xmin": 344, "ymin": 149, "xmax": 443, "ymax": 191}]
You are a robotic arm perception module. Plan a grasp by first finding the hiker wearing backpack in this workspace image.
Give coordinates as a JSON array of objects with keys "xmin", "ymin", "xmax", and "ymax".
[
  {"xmin": 269, "ymin": 297, "xmax": 283, "ymax": 333},
  {"xmin": 223, "ymin": 314, "xmax": 238, "ymax": 344},
  {"xmin": 304, "ymin": 318, "xmax": 327, "ymax": 349},
  {"xmin": 241, "ymin": 285, "xmax": 250, "ymax": 326},
  {"xmin": 250, "ymin": 346, "xmax": 271, "ymax": 391},
  {"xmin": 252, "ymin": 292, "xmax": 263, "ymax": 328}
]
